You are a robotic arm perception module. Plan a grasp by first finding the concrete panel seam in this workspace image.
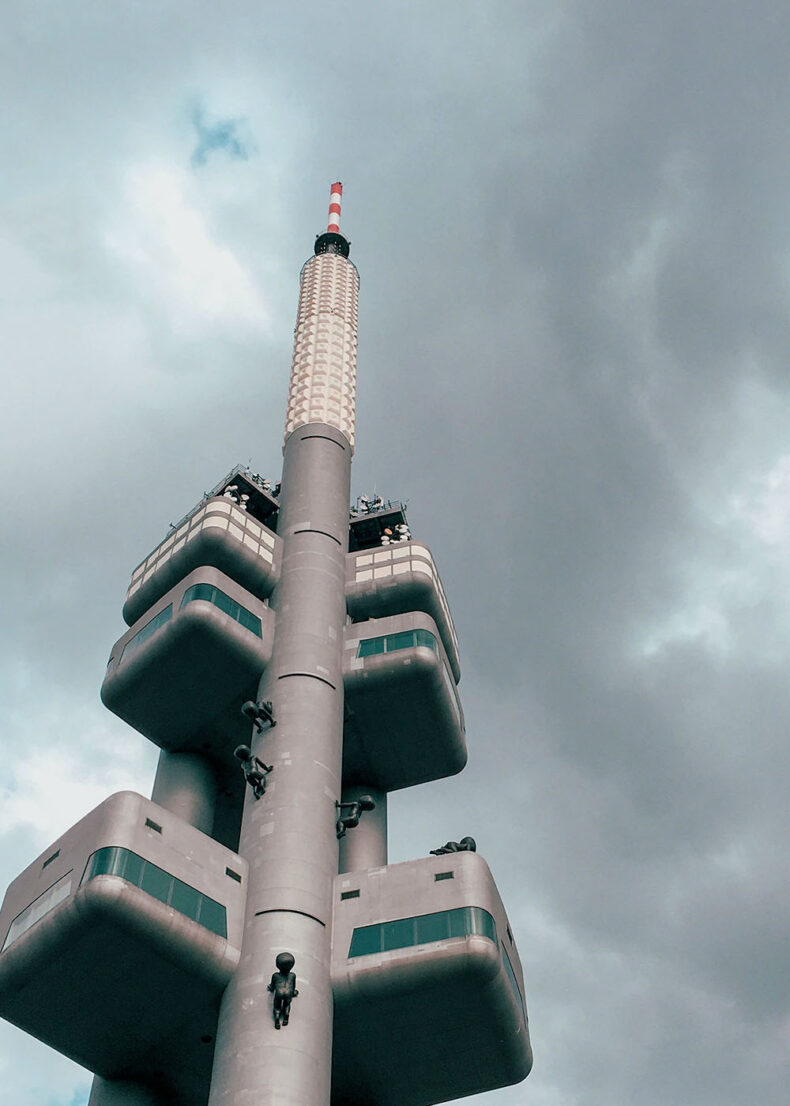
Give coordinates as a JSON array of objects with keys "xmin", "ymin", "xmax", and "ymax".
[
  {"xmin": 298, "ymin": 434, "xmax": 348, "ymax": 451},
  {"xmin": 292, "ymin": 528, "xmax": 342, "ymax": 545},
  {"xmin": 277, "ymin": 672, "xmax": 337, "ymax": 690},
  {"xmin": 255, "ymin": 908, "xmax": 326, "ymax": 927}
]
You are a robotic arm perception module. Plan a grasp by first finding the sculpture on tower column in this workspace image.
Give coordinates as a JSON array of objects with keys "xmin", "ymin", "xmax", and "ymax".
[
  {"xmin": 267, "ymin": 952, "xmax": 299, "ymax": 1029},
  {"xmin": 233, "ymin": 745, "xmax": 273, "ymax": 800}
]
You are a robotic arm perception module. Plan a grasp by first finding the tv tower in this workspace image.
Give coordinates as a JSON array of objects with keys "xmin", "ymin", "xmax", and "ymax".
[{"xmin": 0, "ymin": 185, "xmax": 532, "ymax": 1106}]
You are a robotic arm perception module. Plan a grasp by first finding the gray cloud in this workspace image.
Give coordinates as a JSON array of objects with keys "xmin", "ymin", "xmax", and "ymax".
[{"xmin": 1, "ymin": 2, "xmax": 789, "ymax": 1104}]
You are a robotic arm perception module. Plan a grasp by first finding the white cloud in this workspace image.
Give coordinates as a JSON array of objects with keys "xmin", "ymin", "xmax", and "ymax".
[
  {"xmin": 0, "ymin": 744, "xmax": 146, "ymax": 850},
  {"xmin": 106, "ymin": 164, "xmax": 270, "ymax": 335},
  {"xmin": 0, "ymin": 692, "xmax": 154, "ymax": 855},
  {"xmin": 731, "ymin": 453, "xmax": 790, "ymax": 548},
  {"xmin": 0, "ymin": 1019, "xmax": 88, "ymax": 1106},
  {"xmin": 638, "ymin": 591, "xmax": 735, "ymax": 658},
  {"xmin": 635, "ymin": 451, "xmax": 790, "ymax": 660}
]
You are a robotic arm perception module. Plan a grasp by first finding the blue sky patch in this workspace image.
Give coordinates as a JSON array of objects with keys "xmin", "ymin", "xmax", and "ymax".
[{"xmin": 190, "ymin": 105, "xmax": 254, "ymax": 168}]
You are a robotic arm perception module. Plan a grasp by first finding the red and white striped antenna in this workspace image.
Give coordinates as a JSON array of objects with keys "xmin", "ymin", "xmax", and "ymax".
[{"xmin": 327, "ymin": 182, "xmax": 342, "ymax": 233}]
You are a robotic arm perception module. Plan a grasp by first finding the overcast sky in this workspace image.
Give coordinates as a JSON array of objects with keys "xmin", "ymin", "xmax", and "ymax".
[{"xmin": 2, "ymin": 2, "xmax": 789, "ymax": 1104}]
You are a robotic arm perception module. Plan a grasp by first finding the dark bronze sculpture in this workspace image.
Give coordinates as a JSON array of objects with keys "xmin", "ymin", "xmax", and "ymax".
[
  {"xmin": 335, "ymin": 796, "xmax": 376, "ymax": 839},
  {"xmin": 233, "ymin": 745, "xmax": 273, "ymax": 799},
  {"xmin": 429, "ymin": 836, "xmax": 476, "ymax": 856},
  {"xmin": 267, "ymin": 952, "xmax": 299, "ymax": 1029},
  {"xmin": 241, "ymin": 699, "xmax": 276, "ymax": 733}
]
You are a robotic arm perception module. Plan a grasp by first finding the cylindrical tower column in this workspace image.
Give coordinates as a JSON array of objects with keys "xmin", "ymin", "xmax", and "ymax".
[
  {"xmin": 338, "ymin": 785, "xmax": 387, "ymax": 873},
  {"xmin": 150, "ymin": 750, "xmax": 216, "ymax": 835},
  {"xmin": 208, "ymin": 186, "xmax": 359, "ymax": 1106},
  {"xmin": 88, "ymin": 1077, "xmax": 163, "ymax": 1106}
]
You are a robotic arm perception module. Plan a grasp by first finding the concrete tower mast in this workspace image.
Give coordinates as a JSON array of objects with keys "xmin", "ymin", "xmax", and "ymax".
[
  {"xmin": 0, "ymin": 186, "xmax": 532, "ymax": 1106},
  {"xmin": 207, "ymin": 183, "xmax": 359, "ymax": 1106}
]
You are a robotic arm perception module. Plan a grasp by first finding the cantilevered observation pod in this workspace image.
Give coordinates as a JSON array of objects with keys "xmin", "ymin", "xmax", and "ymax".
[
  {"xmin": 346, "ymin": 541, "xmax": 461, "ymax": 683},
  {"xmin": 124, "ymin": 490, "xmax": 281, "ymax": 627},
  {"xmin": 103, "ymin": 567, "xmax": 274, "ymax": 758},
  {"xmin": 0, "ymin": 792, "xmax": 247, "ymax": 1106},
  {"xmin": 342, "ymin": 611, "xmax": 466, "ymax": 791},
  {"xmin": 330, "ymin": 851, "xmax": 532, "ymax": 1106}
]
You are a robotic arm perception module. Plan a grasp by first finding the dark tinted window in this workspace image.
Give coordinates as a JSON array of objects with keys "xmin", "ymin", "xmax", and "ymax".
[
  {"xmin": 502, "ymin": 945, "xmax": 526, "ymax": 1022},
  {"xmin": 120, "ymin": 605, "xmax": 173, "ymax": 663},
  {"xmin": 120, "ymin": 849, "xmax": 144, "ymax": 885},
  {"xmin": 168, "ymin": 877, "xmax": 200, "ymax": 922},
  {"xmin": 2, "ymin": 871, "xmax": 74, "ymax": 951},
  {"xmin": 87, "ymin": 846, "xmax": 122, "ymax": 877},
  {"xmin": 357, "ymin": 629, "xmax": 438, "ymax": 659},
  {"xmin": 198, "ymin": 897, "xmax": 227, "ymax": 936},
  {"xmin": 349, "ymin": 906, "xmax": 497, "ymax": 958},
  {"xmin": 381, "ymin": 916, "xmax": 415, "ymax": 951},
  {"xmin": 181, "ymin": 584, "xmax": 262, "ymax": 638},
  {"xmin": 82, "ymin": 847, "xmax": 227, "ymax": 938},
  {"xmin": 467, "ymin": 906, "xmax": 497, "ymax": 942},
  {"xmin": 447, "ymin": 908, "xmax": 470, "ymax": 939},
  {"xmin": 414, "ymin": 911, "xmax": 449, "ymax": 945},
  {"xmin": 347, "ymin": 924, "xmax": 382, "ymax": 956},
  {"xmin": 140, "ymin": 862, "xmax": 171, "ymax": 903},
  {"xmin": 185, "ymin": 582, "xmax": 214, "ymax": 602}
]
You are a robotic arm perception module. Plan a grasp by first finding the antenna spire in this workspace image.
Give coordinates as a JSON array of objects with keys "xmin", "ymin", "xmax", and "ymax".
[
  {"xmin": 314, "ymin": 181, "xmax": 350, "ymax": 258},
  {"xmin": 327, "ymin": 182, "xmax": 342, "ymax": 233}
]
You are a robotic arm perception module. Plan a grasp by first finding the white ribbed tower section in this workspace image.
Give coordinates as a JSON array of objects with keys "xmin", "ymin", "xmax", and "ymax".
[
  {"xmin": 207, "ymin": 185, "xmax": 358, "ymax": 1106},
  {"xmin": 284, "ymin": 249, "xmax": 359, "ymax": 450}
]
